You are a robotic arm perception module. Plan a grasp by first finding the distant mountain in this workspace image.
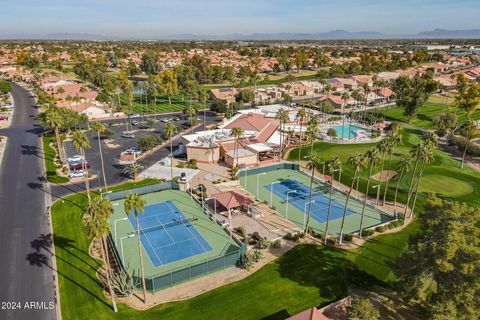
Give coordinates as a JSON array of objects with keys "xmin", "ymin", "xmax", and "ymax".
[{"xmin": 1, "ymin": 29, "xmax": 479, "ymax": 41}]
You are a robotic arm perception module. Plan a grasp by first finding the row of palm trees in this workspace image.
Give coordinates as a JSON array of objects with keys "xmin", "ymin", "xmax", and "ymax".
[
  {"xmin": 302, "ymin": 131, "xmax": 436, "ymax": 243},
  {"xmin": 85, "ymin": 191, "xmax": 148, "ymax": 312}
]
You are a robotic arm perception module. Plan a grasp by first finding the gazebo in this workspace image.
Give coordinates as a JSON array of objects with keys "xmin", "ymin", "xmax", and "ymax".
[{"xmin": 210, "ymin": 190, "xmax": 254, "ymax": 216}]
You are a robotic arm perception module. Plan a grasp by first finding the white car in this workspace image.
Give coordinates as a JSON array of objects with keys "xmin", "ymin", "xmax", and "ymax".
[
  {"xmin": 67, "ymin": 155, "xmax": 83, "ymax": 163},
  {"xmin": 121, "ymin": 131, "xmax": 135, "ymax": 138},
  {"xmin": 69, "ymin": 170, "xmax": 86, "ymax": 178}
]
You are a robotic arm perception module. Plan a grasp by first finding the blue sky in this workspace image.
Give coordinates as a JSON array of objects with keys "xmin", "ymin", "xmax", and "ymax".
[{"xmin": 1, "ymin": 0, "xmax": 479, "ymax": 36}]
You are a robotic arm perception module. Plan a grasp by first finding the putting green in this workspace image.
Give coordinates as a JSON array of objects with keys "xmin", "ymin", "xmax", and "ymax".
[{"xmin": 418, "ymin": 174, "xmax": 474, "ymax": 197}]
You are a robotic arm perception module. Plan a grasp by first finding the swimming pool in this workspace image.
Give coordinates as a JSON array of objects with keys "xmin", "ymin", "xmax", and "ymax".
[{"xmin": 332, "ymin": 125, "xmax": 365, "ymax": 139}]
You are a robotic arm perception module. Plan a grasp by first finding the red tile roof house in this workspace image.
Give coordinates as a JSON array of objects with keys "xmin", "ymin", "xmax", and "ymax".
[{"xmin": 320, "ymin": 94, "xmax": 354, "ymax": 112}]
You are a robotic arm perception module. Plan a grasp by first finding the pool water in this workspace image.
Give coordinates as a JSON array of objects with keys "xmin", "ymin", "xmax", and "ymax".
[{"xmin": 332, "ymin": 125, "xmax": 364, "ymax": 139}]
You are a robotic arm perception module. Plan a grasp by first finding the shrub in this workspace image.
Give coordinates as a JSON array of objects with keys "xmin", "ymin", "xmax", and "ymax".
[
  {"xmin": 343, "ymin": 233, "xmax": 353, "ymax": 242},
  {"xmin": 234, "ymin": 227, "xmax": 246, "ymax": 237},
  {"xmin": 361, "ymin": 229, "xmax": 375, "ymax": 237},
  {"xmin": 347, "ymin": 298, "xmax": 380, "ymax": 320},
  {"xmin": 176, "ymin": 162, "xmax": 185, "ymax": 168},
  {"xmin": 238, "ymin": 250, "xmax": 263, "ymax": 271},
  {"xmin": 138, "ymin": 135, "xmax": 163, "ymax": 151},
  {"xmin": 375, "ymin": 226, "xmax": 386, "ymax": 233},
  {"xmin": 187, "ymin": 158, "xmax": 198, "ymax": 169},
  {"xmin": 283, "ymin": 232, "xmax": 305, "ymax": 242}
]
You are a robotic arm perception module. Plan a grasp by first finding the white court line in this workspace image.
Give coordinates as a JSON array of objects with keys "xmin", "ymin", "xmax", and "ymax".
[{"xmin": 140, "ymin": 228, "xmax": 164, "ymax": 265}]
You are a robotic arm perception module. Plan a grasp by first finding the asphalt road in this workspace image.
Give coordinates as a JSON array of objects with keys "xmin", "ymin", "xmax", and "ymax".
[{"xmin": 0, "ymin": 83, "xmax": 57, "ymax": 320}]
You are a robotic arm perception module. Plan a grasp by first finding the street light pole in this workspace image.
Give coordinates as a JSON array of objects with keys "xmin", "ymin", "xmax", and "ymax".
[
  {"xmin": 372, "ymin": 185, "xmax": 380, "ymax": 206},
  {"xmin": 286, "ymin": 190, "xmax": 297, "ymax": 220}
]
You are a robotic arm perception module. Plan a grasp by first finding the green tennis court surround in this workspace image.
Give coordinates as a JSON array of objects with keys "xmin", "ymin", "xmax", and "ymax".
[
  {"xmin": 239, "ymin": 163, "xmax": 395, "ymax": 238},
  {"xmin": 108, "ymin": 186, "xmax": 245, "ymax": 291}
]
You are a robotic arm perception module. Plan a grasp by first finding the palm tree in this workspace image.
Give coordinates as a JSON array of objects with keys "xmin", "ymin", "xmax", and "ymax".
[
  {"xmin": 304, "ymin": 153, "xmax": 322, "ymax": 233},
  {"xmin": 324, "ymin": 156, "xmax": 341, "ymax": 244},
  {"xmin": 276, "ymin": 108, "xmax": 289, "ymax": 157},
  {"xmin": 305, "ymin": 117, "xmax": 319, "ymax": 157},
  {"xmin": 393, "ymin": 156, "xmax": 411, "ymax": 208},
  {"xmin": 375, "ymin": 139, "xmax": 389, "ymax": 205},
  {"xmin": 184, "ymin": 105, "xmax": 197, "ymax": 126},
  {"xmin": 124, "ymin": 192, "xmax": 147, "ymax": 303},
  {"xmin": 339, "ymin": 153, "xmax": 364, "ymax": 244},
  {"xmin": 85, "ymin": 197, "xmax": 118, "ymax": 312},
  {"xmin": 165, "ymin": 122, "xmax": 177, "ymax": 180},
  {"xmin": 358, "ymin": 148, "xmax": 379, "ymax": 237},
  {"xmin": 460, "ymin": 119, "xmax": 477, "ymax": 169},
  {"xmin": 403, "ymin": 142, "xmax": 423, "ymax": 217},
  {"xmin": 230, "ymin": 126, "xmax": 244, "ymax": 167},
  {"xmin": 296, "ymin": 107, "xmax": 307, "ymax": 145},
  {"xmin": 43, "ymin": 108, "xmax": 64, "ymax": 159},
  {"xmin": 341, "ymin": 92, "xmax": 350, "ymax": 138},
  {"xmin": 409, "ymin": 137, "xmax": 437, "ymax": 216},
  {"xmin": 71, "ymin": 130, "xmax": 92, "ymax": 205},
  {"xmin": 198, "ymin": 89, "xmax": 208, "ymax": 130},
  {"xmin": 91, "ymin": 121, "xmax": 108, "ymax": 190},
  {"xmin": 382, "ymin": 132, "xmax": 402, "ymax": 204},
  {"xmin": 123, "ymin": 163, "xmax": 144, "ymax": 180}
]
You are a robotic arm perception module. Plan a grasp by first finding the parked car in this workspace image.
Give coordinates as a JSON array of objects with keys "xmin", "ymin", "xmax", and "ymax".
[
  {"xmin": 0, "ymin": 116, "xmax": 9, "ymax": 121},
  {"xmin": 125, "ymin": 147, "xmax": 143, "ymax": 156},
  {"xmin": 130, "ymin": 113, "xmax": 140, "ymax": 118},
  {"xmin": 181, "ymin": 122, "xmax": 191, "ymax": 129},
  {"xmin": 131, "ymin": 120, "xmax": 139, "ymax": 126},
  {"xmin": 69, "ymin": 161, "xmax": 90, "ymax": 171},
  {"xmin": 67, "ymin": 155, "xmax": 83, "ymax": 163},
  {"xmin": 69, "ymin": 170, "xmax": 86, "ymax": 178},
  {"xmin": 161, "ymin": 118, "xmax": 169, "ymax": 123},
  {"xmin": 121, "ymin": 131, "xmax": 135, "ymax": 138}
]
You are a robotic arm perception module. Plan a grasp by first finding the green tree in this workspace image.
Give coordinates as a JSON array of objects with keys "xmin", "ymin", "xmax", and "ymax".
[
  {"xmin": 347, "ymin": 298, "xmax": 380, "ymax": 320},
  {"xmin": 123, "ymin": 163, "xmax": 144, "ymax": 180},
  {"xmin": 124, "ymin": 193, "xmax": 147, "ymax": 303},
  {"xmin": 156, "ymin": 69, "xmax": 178, "ymax": 105},
  {"xmin": 42, "ymin": 108, "xmax": 64, "ymax": 158},
  {"xmin": 276, "ymin": 108, "xmax": 289, "ymax": 157},
  {"xmin": 71, "ymin": 130, "xmax": 92, "ymax": 205},
  {"xmin": 393, "ymin": 156, "xmax": 411, "ymax": 208},
  {"xmin": 396, "ymin": 197, "xmax": 480, "ymax": 320},
  {"xmin": 85, "ymin": 197, "xmax": 117, "ymax": 312},
  {"xmin": 460, "ymin": 119, "xmax": 478, "ymax": 169}
]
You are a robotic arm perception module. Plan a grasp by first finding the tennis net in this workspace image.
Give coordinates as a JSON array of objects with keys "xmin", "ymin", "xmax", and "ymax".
[{"xmin": 139, "ymin": 217, "xmax": 198, "ymax": 234}]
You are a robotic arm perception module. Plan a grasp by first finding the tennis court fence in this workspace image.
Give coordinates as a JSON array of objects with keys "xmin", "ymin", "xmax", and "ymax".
[
  {"xmin": 237, "ymin": 161, "xmax": 300, "ymax": 178},
  {"xmin": 106, "ymin": 181, "xmax": 178, "ymax": 201}
]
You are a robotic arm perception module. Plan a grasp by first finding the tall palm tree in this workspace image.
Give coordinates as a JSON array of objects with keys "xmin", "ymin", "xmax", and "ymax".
[
  {"xmin": 375, "ymin": 139, "xmax": 389, "ymax": 205},
  {"xmin": 184, "ymin": 105, "xmax": 197, "ymax": 126},
  {"xmin": 72, "ymin": 130, "xmax": 92, "ymax": 205},
  {"xmin": 341, "ymin": 92, "xmax": 350, "ymax": 138},
  {"xmin": 123, "ymin": 163, "xmax": 144, "ymax": 180},
  {"xmin": 165, "ymin": 122, "xmax": 177, "ymax": 179},
  {"xmin": 85, "ymin": 197, "xmax": 117, "ymax": 312},
  {"xmin": 382, "ymin": 132, "xmax": 402, "ymax": 204},
  {"xmin": 304, "ymin": 153, "xmax": 322, "ymax": 233},
  {"xmin": 339, "ymin": 153, "xmax": 364, "ymax": 244},
  {"xmin": 324, "ymin": 156, "xmax": 341, "ymax": 244},
  {"xmin": 43, "ymin": 108, "xmax": 64, "ymax": 159},
  {"xmin": 230, "ymin": 126, "xmax": 244, "ymax": 167},
  {"xmin": 460, "ymin": 119, "xmax": 477, "ymax": 169},
  {"xmin": 409, "ymin": 137, "xmax": 437, "ymax": 216},
  {"xmin": 359, "ymin": 148, "xmax": 379, "ymax": 237},
  {"xmin": 305, "ymin": 117, "xmax": 319, "ymax": 156},
  {"xmin": 276, "ymin": 108, "xmax": 289, "ymax": 157},
  {"xmin": 91, "ymin": 121, "xmax": 108, "ymax": 191},
  {"xmin": 124, "ymin": 192, "xmax": 147, "ymax": 303},
  {"xmin": 403, "ymin": 142, "xmax": 423, "ymax": 217},
  {"xmin": 393, "ymin": 156, "xmax": 411, "ymax": 208},
  {"xmin": 296, "ymin": 107, "xmax": 306, "ymax": 145}
]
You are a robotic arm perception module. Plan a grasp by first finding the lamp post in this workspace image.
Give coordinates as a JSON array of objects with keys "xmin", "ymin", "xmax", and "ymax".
[
  {"xmin": 256, "ymin": 173, "xmax": 266, "ymax": 200},
  {"xmin": 372, "ymin": 184, "xmax": 381, "ymax": 206},
  {"xmin": 303, "ymin": 200, "xmax": 315, "ymax": 230},
  {"xmin": 270, "ymin": 181, "xmax": 281, "ymax": 207},
  {"xmin": 114, "ymin": 217, "xmax": 129, "ymax": 244},
  {"xmin": 120, "ymin": 233, "xmax": 135, "ymax": 267},
  {"xmin": 285, "ymin": 190, "xmax": 298, "ymax": 220}
]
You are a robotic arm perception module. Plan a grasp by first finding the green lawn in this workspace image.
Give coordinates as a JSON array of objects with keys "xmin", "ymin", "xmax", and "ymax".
[
  {"xmin": 52, "ymin": 177, "xmax": 417, "ymax": 320},
  {"xmin": 373, "ymin": 102, "xmax": 480, "ymax": 129},
  {"xmin": 43, "ymin": 136, "xmax": 69, "ymax": 183},
  {"xmin": 119, "ymin": 93, "xmax": 204, "ymax": 115}
]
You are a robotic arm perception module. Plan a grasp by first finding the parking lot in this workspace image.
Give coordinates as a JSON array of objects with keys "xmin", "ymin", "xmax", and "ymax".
[{"xmin": 62, "ymin": 111, "xmax": 220, "ymax": 188}]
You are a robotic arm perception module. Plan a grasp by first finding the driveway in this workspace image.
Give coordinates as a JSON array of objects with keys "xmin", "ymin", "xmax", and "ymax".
[{"xmin": 0, "ymin": 83, "xmax": 57, "ymax": 320}]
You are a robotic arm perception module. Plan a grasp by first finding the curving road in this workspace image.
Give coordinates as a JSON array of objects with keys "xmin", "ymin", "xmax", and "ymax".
[{"xmin": 0, "ymin": 83, "xmax": 57, "ymax": 320}]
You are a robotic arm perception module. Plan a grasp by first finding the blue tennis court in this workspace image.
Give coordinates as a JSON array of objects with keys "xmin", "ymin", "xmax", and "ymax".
[
  {"xmin": 265, "ymin": 179, "xmax": 355, "ymax": 224},
  {"xmin": 127, "ymin": 201, "xmax": 212, "ymax": 267}
]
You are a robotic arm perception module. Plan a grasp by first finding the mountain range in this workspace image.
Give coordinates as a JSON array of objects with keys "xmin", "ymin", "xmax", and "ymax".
[{"xmin": 1, "ymin": 29, "xmax": 480, "ymax": 40}]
